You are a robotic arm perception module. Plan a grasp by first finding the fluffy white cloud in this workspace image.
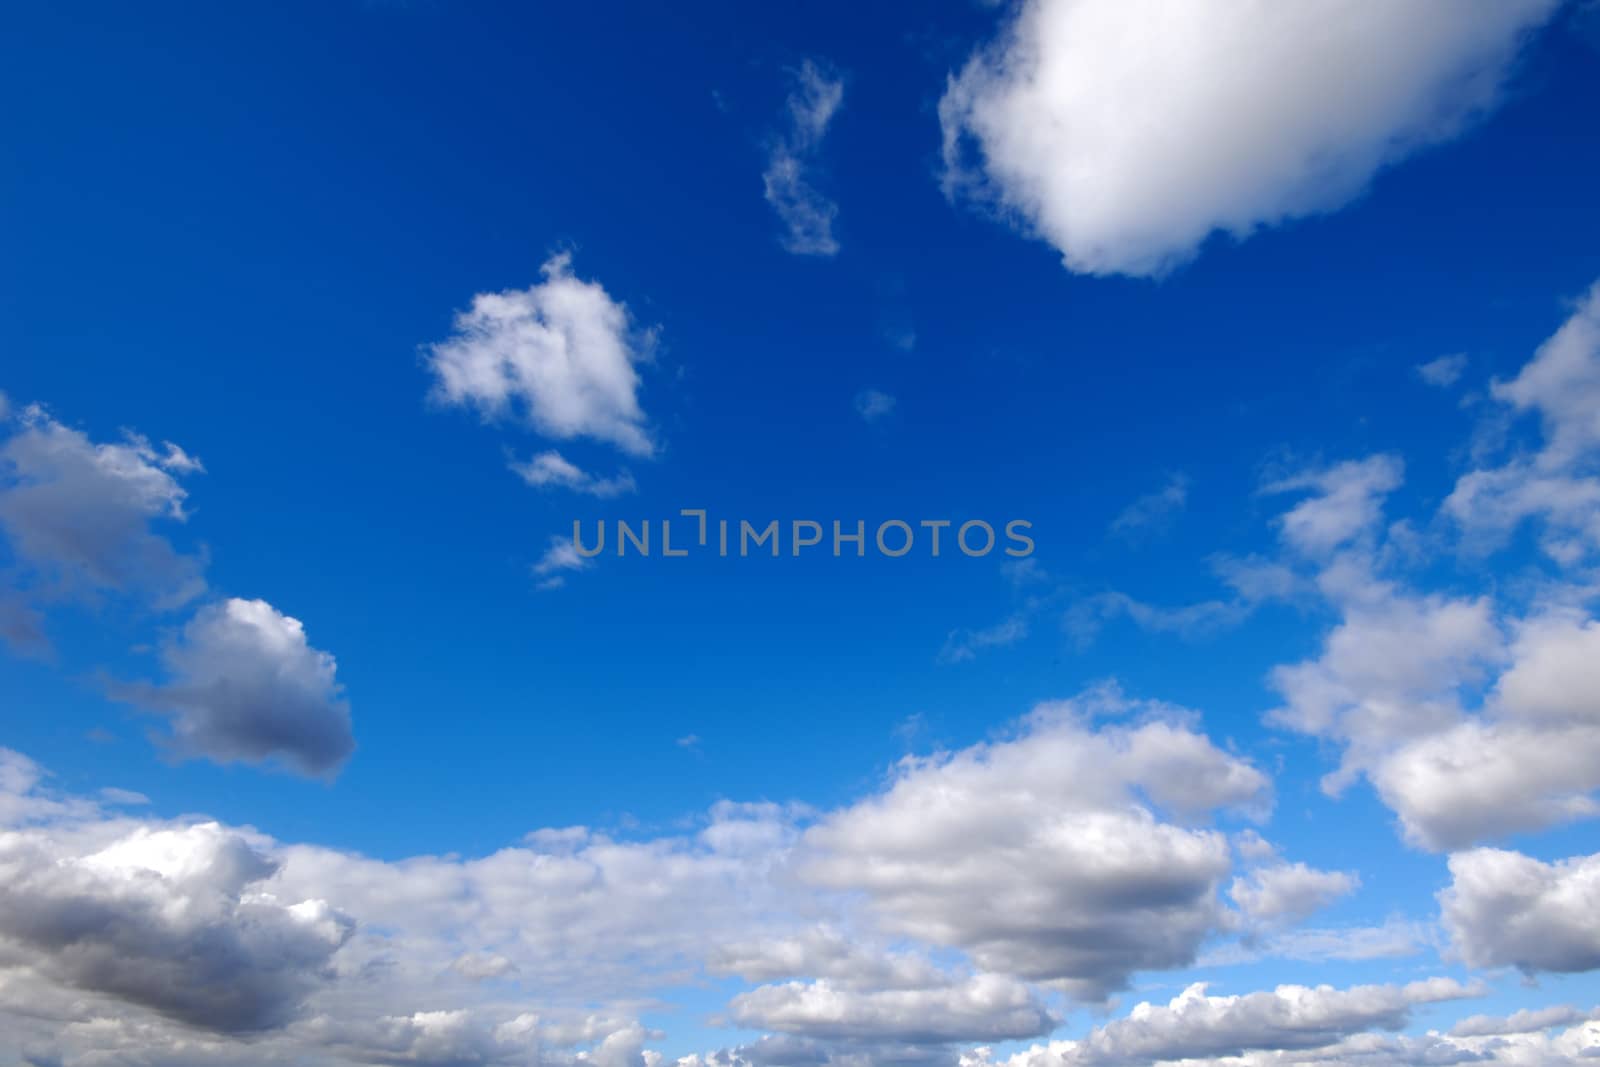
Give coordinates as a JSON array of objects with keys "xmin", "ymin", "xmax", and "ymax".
[
  {"xmin": 6, "ymin": 731, "xmax": 1593, "ymax": 1067},
  {"xmin": 1265, "ymin": 456, "xmax": 1405, "ymax": 559},
  {"xmin": 1447, "ymin": 282, "xmax": 1600, "ymax": 561},
  {"xmin": 963, "ymin": 978, "xmax": 1479, "ymax": 1067},
  {"xmin": 939, "ymin": 0, "xmax": 1558, "ymax": 276},
  {"xmin": 511, "ymin": 450, "xmax": 635, "ymax": 498},
  {"xmin": 1109, "ymin": 474, "xmax": 1188, "ymax": 539},
  {"xmin": 0, "ymin": 820, "xmax": 350, "ymax": 1034},
  {"xmin": 1263, "ymin": 288, "xmax": 1600, "ymax": 851},
  {"xmin": 1229, "ymin": 862, "xmax": 1358, "ymax": 927},
  {"xmin": 1450, "ymin": 1004, "xmax": 1596, "ymax": 1038},
  {"xmin": 427, "ymin": 254, "xmax": 656, "ymax": 458},
  {"xmin": 1441, "ymin": 848, "xmax": 1600, "ymax": 974},
  {"xmin": 1275, "ymin": 589, "xmax": 1600, "ymax": 850},
  {"xmin": 532, "ymin": 535, "xmax": 593, "ymax": 590},
  {"xmin": 0, "ymin": 763, "xmax": 786, "ymax": 1066},
  {"xmin": 764, "ymin": 60, "xmax": 844, "ymax": 256},
  {"xmin": 1370, "ymin": 674, "xmax": 1600, "ymax": 850},
  {"xmin": 0, "ymin": 404, "xmax": 206, "ymax": 613},
  {"xmin": 113, "ymin": 597, "xmax": 355, "ymax": 777},
  {"xmin": 800, "ymin": 687, "xmax": 1269, "ymax": 998},
  {"xmin": 0, "ymin": 688, "xmax": 1312, "ymax": 1066}
]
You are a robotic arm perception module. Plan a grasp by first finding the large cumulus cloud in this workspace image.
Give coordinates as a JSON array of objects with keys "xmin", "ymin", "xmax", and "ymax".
[{"xmin": 940, "ymin": 0, "xmax": 1558, "ymax": 276}]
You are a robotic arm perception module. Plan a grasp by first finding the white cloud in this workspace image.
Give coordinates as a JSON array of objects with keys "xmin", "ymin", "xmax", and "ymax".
[
  {"xmin": 0, "ymin": 762, "xmax": 797, "ymax": 1066},
  {"xmin": 1230, "ymin": 862, "xmax": 1358, "ymax": 927},
  {"xmin": 728, "ymin": 974, "xmax": 1054, "ymax": 1045},
  {"xmin": 1492, "ymin": 282, "xmax": 1600, "ymax": 468},
  {"xmin": 1450, "ymin": 1004, "xmax": 1596, "ymax": 1038},
  {"xmin": 939, "ymin": 614, "xmax": 1028, "ymax": 663},
  {"xmin": 0, "ymin": 404, "xmax": 206, "ymax": 611},
  {"xmin": 966, "ymin": 978, "xmax": 1479, "ymax": 1067},
  {"xmin": 1239, "ymin": 918, "xmax": 1428, "ymax": 965},
  {"xmin": 1265, "ymin": 456, "xmax": 1405, "ymax": 559},
  {"xmin": 0, "ymin": 821, "xmax": 350, "ymax": 1034},
  {"xmin": 6, "ymin": 722, "xmax": 1589, "ymax": 1067},
  {"xmin": 1274, "ymin": 595, "xmax": 1600, "ymax": 851},
  {"xmin": 1441, "ymin": 848, "xmax": 1600, "ymax": 974},
  {"xmin": 939, "ymin": 0, "xmax": 1558, "ymax": 276},
  {"xmin": 533, "ymin": 535, "xmax": 593, "ymax": 590},
  {"xmin": 427, "ymin": 253, "xmax": 656, "ymax": 458},
  {"xmin": 1262, "ymin": 289, "xmax": 1600, "ymax": 851},
  {"xmin": 511, "ymin": 449, "xmax": 636, "ymax": 498},
  {"xmin": 1109, "ymin": 474, "xmax": 1188, "ymax": 539},
  {"xmin": 1416, "ymin": 353, "xmax": 1468, "ymax": 388},
  {"xmin": 710, "ymin": 927, "xmax": 945, "ymax": 992},
  {"xmin": 1446, "ymin": 282, "xmax": 1600, "ymax": 560},
  {"xmin": 0, "ymin": 685, "xmax": 1309, "ymax": 1066},
  {"xmin": 764, "ymin": 60, "xmax": 844, "ymax": 257},
  {"xmin": 800, "ymin": 686, "xmax": 1269, "ymax": 998},
  {"xmin": 113, "ymin": 597, "xmax": 355, "ymax": 777},
  {"xmin": 853, "ymin": 388, "xmax": 896, "ymax": 422}
]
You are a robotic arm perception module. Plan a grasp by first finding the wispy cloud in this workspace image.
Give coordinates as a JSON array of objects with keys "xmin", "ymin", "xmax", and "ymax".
[
  {"xmin": 1109, "ymin": 473, "xmax": 1189, "ymax": 539},
  {"xmin": 939, "ymin": 614, "xmax": 1028, "ymax": 663},
  {"xmin": 510, "ymin": 450, "xmax": 636, "ymax": 498},
  {"xmin": 853, "ymin": 388, "xmax": 896, "ymax": 422},
  {"xmin": 1417, "ymin": 352, "xmax": 1468, "ymax": 387},
  {"xmin": 532, "ymin": 535, "xmax": 592, "ymax": 590},
  {"xmin": 763, "ymin": 60, "xmax": 844, "ymax": 256}
]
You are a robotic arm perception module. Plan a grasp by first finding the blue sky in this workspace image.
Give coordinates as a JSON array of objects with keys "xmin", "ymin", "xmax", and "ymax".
[{"xmin": 3, "ymin": 2, "xmax": 1600, "ymax": 1065}]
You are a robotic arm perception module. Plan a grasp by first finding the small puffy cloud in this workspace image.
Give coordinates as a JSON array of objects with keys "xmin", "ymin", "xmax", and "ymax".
[
  {"xmin": 1230, "ymin": 862, "xmax": 1359, "ymax": 926},
  {"xmin": 511, "ymin": 450, "xmax": 636, "ymax": 498},
  {"xmin": 1441, "ymin": 848, "xmax": 1600, "ymax": 974},
  {"xmin": 764, "ymin": 60, "xmax": 844, "ymax": 256},
  {"xmin": 0, "ymin": 404, "xmax": 206, "ymax": 611},
  {"xmin": 853, "ymin": 388, "xmax": 895, "ymax": 422},
  {"xmin": 0, "ymin": 821, "xmax": 350, "ymax": 1034},
  {"xmin": 1416, "ymin": 353, "xmax": 1468, "ymax": 388},
  {"xmin": 939, "ymin": 0, "xmax": 1559, "ymax": 276},
  {"xmin": 800, "ymin": 687, "xmax": 1269, "ymax": 998},
  {"xmin": 427, "ymin": 253, "xmax": 656, "ymax": 458},
  {"xmin": 114, "ymin": 597, "xmax": 355, "ymax": 777}
]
